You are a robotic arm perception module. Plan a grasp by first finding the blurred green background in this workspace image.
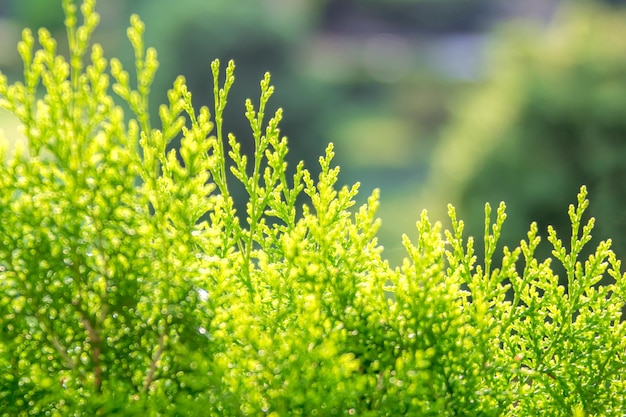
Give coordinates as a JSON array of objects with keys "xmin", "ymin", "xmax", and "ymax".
[{"xmin": 2, "ymin": 0, "xmax": 626, "ymax": 267}]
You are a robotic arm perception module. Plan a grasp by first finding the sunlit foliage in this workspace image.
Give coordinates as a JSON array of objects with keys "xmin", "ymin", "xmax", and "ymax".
[{"xmin": 0, "ymin": 1, "xmax": 624, "ymax": 415}]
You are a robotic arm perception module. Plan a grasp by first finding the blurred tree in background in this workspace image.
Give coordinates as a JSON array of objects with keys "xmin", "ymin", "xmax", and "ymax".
[
  {"xmin": 6, "ymin": 0, "xmax": 626, "ymax": 267},
  {"xmin": 423, "ymin": 2, "xmax": 626, "ymax": 269}
]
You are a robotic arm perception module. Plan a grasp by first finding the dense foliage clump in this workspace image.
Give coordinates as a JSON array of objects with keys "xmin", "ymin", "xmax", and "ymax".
[{"xmin": 0, "ymin": 1, "xmax": 624, "ymax": 415}]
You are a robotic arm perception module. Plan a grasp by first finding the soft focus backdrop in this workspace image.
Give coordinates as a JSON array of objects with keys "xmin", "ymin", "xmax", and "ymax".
[{"xmin": 2, "ymin": 0, "xmax": 626, "ymax": 267}]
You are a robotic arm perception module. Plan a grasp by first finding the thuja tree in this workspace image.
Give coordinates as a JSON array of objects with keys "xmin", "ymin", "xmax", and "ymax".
[{"xmin": 0, "ymin": 1, "xmax": 624, "ymax": 415}]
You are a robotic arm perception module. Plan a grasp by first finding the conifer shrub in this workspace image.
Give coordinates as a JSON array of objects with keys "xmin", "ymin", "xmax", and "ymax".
[{"xmin": 0, "ymin": 1, "xmax": 624, "ymax": 415}]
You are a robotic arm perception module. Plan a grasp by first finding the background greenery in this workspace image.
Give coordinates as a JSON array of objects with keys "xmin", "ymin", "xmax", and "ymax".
[
  {"xmin": 422, "ymin": 4, "xmax": 626, "ymax": 272},
  {"xmin": 2, "ymin": 0, "xmax": 626, "ymax": 265}
]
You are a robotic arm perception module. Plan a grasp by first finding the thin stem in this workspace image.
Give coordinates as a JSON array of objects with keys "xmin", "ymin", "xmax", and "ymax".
[
  {"xmin": 142, "ymin": 332, "xmax": 166, "ymax": 393},
  {"xmin": 39, "ymin": 319, "xmax": 77, "ymax": 370}
]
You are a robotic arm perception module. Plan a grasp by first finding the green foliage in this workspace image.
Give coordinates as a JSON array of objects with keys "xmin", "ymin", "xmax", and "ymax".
[{"xmin": 0, "ymin": 1, "xmax": 624, "ymax": 415}]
